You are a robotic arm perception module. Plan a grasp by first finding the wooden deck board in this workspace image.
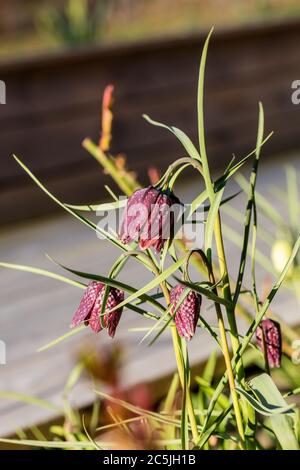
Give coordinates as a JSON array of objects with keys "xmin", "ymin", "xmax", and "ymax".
[{"xmin": 0, "ymin": 153, "xmax": 300, "ymax": 436}]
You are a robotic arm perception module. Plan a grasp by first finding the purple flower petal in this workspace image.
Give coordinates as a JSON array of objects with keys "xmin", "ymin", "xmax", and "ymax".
[
  {"xmin": 105, "ymin": 288, "xmax": 125, "ymax": 338},
  {"xmin": 89, "ymin": 285, "xmax": 105, "ymax": 333},
  {"xmin": 71, "ymin": 281, "xmax": 103, "ymax": 328},
  {"xmin": 256, "ymin": 318, "xmax": 282, "ymax": 368},
  {"xmin": 170, "ymin": 285, "xmax": 201, "ymax": 341},
  {"xmin": 120, "ymin": 186, "xmax": 180, "ymax": 253},
  {"xmin": 88, "ymin": 286, "xmax": 124, "ymax": 337},
  {"xmin": 119, "ymin": 187, "xmax": 158, "ymax": 244}
]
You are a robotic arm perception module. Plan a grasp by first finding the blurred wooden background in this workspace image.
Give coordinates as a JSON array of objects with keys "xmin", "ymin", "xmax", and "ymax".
[{"xmin": 1, "ymin": 19, "xmax": 300, "ymax": 224}]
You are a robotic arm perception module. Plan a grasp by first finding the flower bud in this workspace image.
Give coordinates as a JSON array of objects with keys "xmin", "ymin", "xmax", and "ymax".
[
  {"xmin": 170, "ymin": 285, "xmax": 201, "ymax": 341},
  {"xmin": 256, "ymin": 318, "xmax": 282, "ymax": 368}
]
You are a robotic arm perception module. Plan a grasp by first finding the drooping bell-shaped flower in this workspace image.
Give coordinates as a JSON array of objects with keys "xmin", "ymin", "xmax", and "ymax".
[
  {"xmin": 119, "ymin": 186, "xmax": 180, "ymax": 252},
  {"xmin": 71, "ymin": 281, "xmax": 124, "ymax": 337},
  {"xmin": 256, "ymin": 318, "xmax": 282, "ymax": 368},
  {"xmin": 170, "ymin": 285, "xmax": 201, "ymax": 341}
]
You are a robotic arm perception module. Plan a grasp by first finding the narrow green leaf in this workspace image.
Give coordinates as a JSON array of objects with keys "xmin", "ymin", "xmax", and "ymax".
[
  {"xmin": 175, "ymin": 277, "xmax": 233, "ymax": 308},
  {"xmin": 163, "ymin": 373, "xmax": 180, "ymax": 413},
  {"xmin": 143, "ymin": 114, "xmax": 201, "ymax": 162},
  {"xmin": 13, "ymin": 155, "xmax": 126, "ymax": 251},
  {"xmin": 197, "ymin": 27, "xmax": 214, "ymax": 200},
  {"xmin": 235, "ymin": 386, "xmax": 295, "ymax": 416},
  {"xmin": 38, "ymin": 326, "xmax": 86, "ymax": 352},
  {"xmin": 0, "ymin": 262, "xmax": 85, "ymax": 289},
  {"xmin": 64, "ymin": 361, "xmax": 86, "ymax": 394},
  {"xmin": 236, "ymin": 172, "xmax": 285, "ymax": 227},
  {"xmin": 0, "ymin": 392, "xmax": 61, "ymax": 412},
  {"xmin": 108, "ymin": 257, "xmax": 186, "ymax": 314},
  {"xmin": 46, "ymin": 258, "xmax": 165, "ymax": 314},
  {"xmin": 195, "ymin": 405, "xmax": 233, "ymax": 449},
  {"xmin": 94, "ymin": 389, "xmax": 189, "ymax": 430},
  {"xmin": 222, "ymin": 223, "xmax": 275, "ymax": 275},
  {"xmin": 205, "ymin": 188, "xmax": 224, "ymax": 260},
  {"xmin": 65, "ymin": 200, "xmax": 126, "ymax": 212},
  {"xmin": 249, "ymin": 374, "xmax": 299, "ymax": 449},
  {"xmin": 202, "ymin": 349, "xmax": 218, "ymax": 385},
  {"xmin": 233, "ymin": 102, "xmax": 264, "ymax": 306},
  {"xmin": 217, "ymin": 132, "xmax": 273, "ymax": 187},
  {"xmin": 0, "ymin": 438, "xmax": 98, "ymax": 450},
  {"xmin": 222, "ymin": 204, "xmax": 274, "ymax": 245}
]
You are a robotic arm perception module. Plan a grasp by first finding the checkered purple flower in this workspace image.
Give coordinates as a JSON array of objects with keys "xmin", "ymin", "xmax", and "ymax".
[
  {"xmin": 71, "ymin": 281, "xmax": 124, "ymax": 337},
  {"xmin": 256, "ymin": 318, "xmax": 282, "ymax": 368},
  {"xmin": 170, "ymin": 285, "xmax": 202, "ymax": 341},
  {"xmin": 119, "ymin": 186, "xmax": 180, "ymax": 252}
]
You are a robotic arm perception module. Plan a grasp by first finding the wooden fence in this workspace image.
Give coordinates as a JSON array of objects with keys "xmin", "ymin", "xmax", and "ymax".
[{"xmin": 1, "ymin": 19, "xmax": 300, "ymax": 224}]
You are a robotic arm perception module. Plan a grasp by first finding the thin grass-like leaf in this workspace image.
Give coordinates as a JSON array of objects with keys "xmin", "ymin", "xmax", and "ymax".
[
  {"xmin": 13, "ymin": 155, "xmax": 126, "ymax": 251},
  {"xmin": 46, "ymin": 258, "xmax": 165, "ymax": 314},
  {"xmin": 0, "ymin": 437, "xmax": 99, "ymax": 450},
  {"xmin": 216, "ymin": 132, "xmax": 273, "ymax": 189},
  {"xmin": 222, "ymin": 204, "xmax": 274, "ymax": 245},
  {"xmin": 195, "ymin": 405, "xmax": 233, "ymax": 449},
  {"xmin": 163, "ymin": 373, "xmax": 179, "ymax": 413},
  {"xmin": 82, "ymin": 415, "xmax": 102, "ymax": 450},
  {"xmin": 94, "ymin": 389, "xmax": 199, "ymax": 431},
  {"xmin": 0, "ymin": 392, "xmax": 61, "ymax": 412},
  {"xmin": 222, "ymin": 223, "xmax": 275, "ymax": 275},
  {"xmin": 38, "ymin": 326, "xmax": 86, "ymax": 352},
  {"xmin": 202, "ymin": 349, "xmax": 218, "ymax": 385},
  {"xmin": 0, "ymin": 262, "xmax": 85, "ymax": 289},
  {"xmin": 175, "ymin": 277, "xmax": 233, "ymax": 308},
  {"xmin": 205, "ymin": 188, "xmax": 224, "ymax": 261},
  {"xmin": 65, "ymin": 200, "xmax": 126, "ymax": 212},
  {"xmin": 232, "ymin": 102, "xmax": 264, "ymax": 306},
  {"xmin": 236, "ymin": 172, "xmax": 285, "ymax": 227},
  {"xmin": 143, "ymin": 114, "xmax": 201, "ymax": 162},
  {"xmin": 64, "ymin": 361, "xmax": 86, "ymax": 394},
  {"xmin": 107, "ymin": 257, "xmax": 186, "ymax": 314},
  {"xmin": 197, "ymin": 27, "xmax": 214, "ymax": 200}
]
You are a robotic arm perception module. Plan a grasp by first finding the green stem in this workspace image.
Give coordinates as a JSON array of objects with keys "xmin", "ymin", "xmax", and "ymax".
[
  {"xmin": 170, "ymin": 327, "xmax": 199, "ymax": 444},
  {"xmin": 144, "ymin": 256, "xmax": 199, "ymax": 445},
  {"xmin": 214, "ymin": 214, "xmax": 240, "ymax": 354},
  {"xmin": 203, "ymin": 252, "xmax": 245, "ymax": 447}
]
